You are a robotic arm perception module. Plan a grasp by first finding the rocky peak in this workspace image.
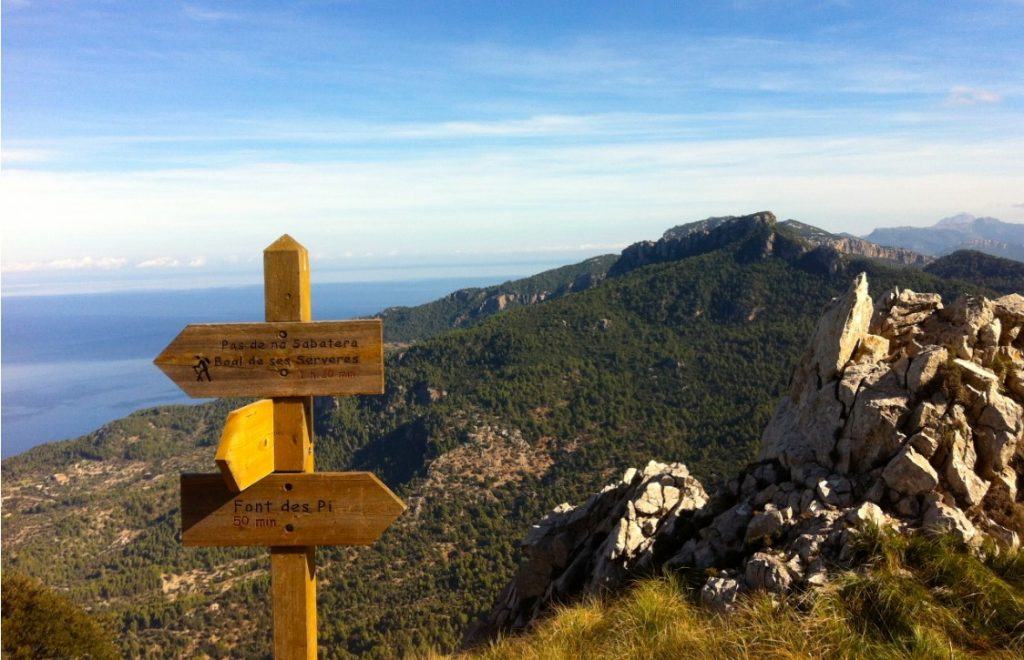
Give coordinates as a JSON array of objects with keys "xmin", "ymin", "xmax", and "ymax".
[
  {"xmin": 608, "ymin": 211, "xmax": 784, "ymax": 277},
  {"xmin": 661, "ymin": 211, "xmax": 777, "ymax": 241},
  {"xmin": 470, "ymin": 276, "xmax": 1023, "ymax": 644},
  {"xmin": 609, "ymin": 212, "xmax": 930, "ymax": 278}
]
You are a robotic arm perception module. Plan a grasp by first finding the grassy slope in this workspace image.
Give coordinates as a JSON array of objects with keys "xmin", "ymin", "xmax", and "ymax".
[
  {"xmin": 1, "ymin": 245, "xmax": 994, "ymax": 657},
  {"xmin": 470, "ymin": 530, "xmax": 1024, "ymax": 659}
]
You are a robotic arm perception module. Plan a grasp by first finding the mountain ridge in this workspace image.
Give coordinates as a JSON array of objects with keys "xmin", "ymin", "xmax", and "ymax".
[{"xmin": 865, "ymin": 214, "xmax": 1024, "ymax": 261}]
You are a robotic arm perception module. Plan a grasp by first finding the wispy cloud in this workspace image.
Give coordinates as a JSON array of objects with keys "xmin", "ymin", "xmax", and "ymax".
[
  {"xmin": 182, "ymin": 4, "xmax": 239, "ymax": 22},
  {"xmin": 4, "ymin": 134, "xmax": 1022, "ymax": 268},
  {"xmin": 2, "ymin": 148, "xmax": 58, "ymax": 164},
  {"xmin": 5, "ymin": 256, "xmax": 127, "ymax": 272},
  {"xmin": 946, "ymin": 86, "xmax": 1003, "ymax": 106},
  {"xmin": 134, "ymin": 256, "xmax": 207, "ymax": 268}
]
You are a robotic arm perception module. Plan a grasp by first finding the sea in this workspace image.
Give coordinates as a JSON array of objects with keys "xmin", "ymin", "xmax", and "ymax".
[{"xmin": 0, "ymin": 275, "xmax": 514, "ymax": 458}]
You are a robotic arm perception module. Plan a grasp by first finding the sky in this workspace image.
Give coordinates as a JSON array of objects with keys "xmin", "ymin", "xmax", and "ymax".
[{"xmin": 2, "ymin": 0, "xmax": 1023, "ymax": 289}]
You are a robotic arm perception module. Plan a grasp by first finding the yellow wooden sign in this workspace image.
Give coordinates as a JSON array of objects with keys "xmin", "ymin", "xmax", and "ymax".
[
  {"xmin": 167, "ymin": 235, "xmax": 402, "ymax": 659},
  {"xmin": 216, "ymin": 399, "xmax": 276, "ymax": 492},
  {"xmin": 181, "ymin": 473, "xmax": 406, "ymax": 547},
  {"xmin": 153, "ymin": 319, "xmax": 384, "ymax": 398}
]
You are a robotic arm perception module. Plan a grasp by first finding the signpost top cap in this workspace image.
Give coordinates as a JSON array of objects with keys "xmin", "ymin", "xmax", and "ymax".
[{"xmin": 265, "ymin": 234, "xmax": 307, "ymax": 253}]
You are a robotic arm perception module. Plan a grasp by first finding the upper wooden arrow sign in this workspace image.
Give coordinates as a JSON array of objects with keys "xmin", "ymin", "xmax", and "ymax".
[
  {"xmin": 181, "ymin": 472, "xmax": 406, "ymax": 547},
  {"xmin": 154, "ymin": 319, "xmax": 384, "ymax": 398}
]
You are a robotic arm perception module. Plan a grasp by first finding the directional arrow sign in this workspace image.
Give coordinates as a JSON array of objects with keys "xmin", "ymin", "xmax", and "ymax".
[
  {"xmin": 154, "ymin": 319, "xmax": 383, "ymax": 398},
  {"xmin": 216, "ymin": 399, "xmax": 276, "ymax": 492},
  {"xmin": 181, "ymin": 473, "xmax": 406, "ymax": 547}
]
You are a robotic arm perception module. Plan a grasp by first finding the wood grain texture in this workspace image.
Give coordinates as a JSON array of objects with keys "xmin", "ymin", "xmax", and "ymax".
[
  {"xmin": 265, "ymin": 234, "xmax": 317, "ymax": 660},
  {"xmin": 273, "ymin": 398, "xmax": 312, "ymax": 473},
  {"xmin": 271, "ymin": 548, "xmax": 316, "ymax": 660},
  {"xmin": 264, "ymin": 234, "xmax": 311, "ymax": 323},
  {"xmin": 180, "ymin": 473, "xmax": 406, "ymax": 546},
  {"xmin": 152, "ymin": 319, "xmax": 384, "ymax": 398},
  {"xmin": 215, "ymin": 399, "xmax": 275, "ymax": 492}
]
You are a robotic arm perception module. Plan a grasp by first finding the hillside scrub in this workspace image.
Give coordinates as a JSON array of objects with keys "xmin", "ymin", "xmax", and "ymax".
[
  {"xmin": 2, "ymin": 572, "xmax": 119, "ymax": 659},
  {"xmin": 470, "ymin": 529, "xmax": 1024, "ymax": 659}
]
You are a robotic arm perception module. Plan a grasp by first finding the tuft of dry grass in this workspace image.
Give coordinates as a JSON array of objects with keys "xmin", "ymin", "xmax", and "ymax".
[{"xmin": 454, "ymin": 529, "xmax": 1024, "ymax": 660}]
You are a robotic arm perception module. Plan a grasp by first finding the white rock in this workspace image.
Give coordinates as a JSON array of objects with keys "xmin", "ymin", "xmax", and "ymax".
[
  {"xmin": 923, "ymin": 501, "xmax": 977, "ymax": 545},
  {"xmin": 845, "ymin": 502, "xmax": 886, "ymax": 528},
  {"xmin": 952, "ymin": 358, "xmax": 998, "ymax": 383},
  {"xmin": 745, "ymin": 552, "xmax": 795, "ymax": 593},
  {"xmin": 944, "ymin": 431, "xmax": 990, "ymax": 507},
  {"xmin": 882, "ymin": 446, "xmax": 939, "ymax": 495},
  {"xmin": 701, "ymin": 575, "xmax": 741, "ymax": 613}
]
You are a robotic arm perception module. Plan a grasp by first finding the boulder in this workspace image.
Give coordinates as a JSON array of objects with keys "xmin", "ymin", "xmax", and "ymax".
[
  {"xmin": 993, "ymin": 293, "xmax": 1024, "ymax": 325},
  {"xmin": 923, "ymin": 500, "xmax": 977, "ymax": 545},
  {"xmin": 943, "ymin": 431, "xmax": 989, "ymax": 507},
  {"xmin": 845, "ymin": 502, "xmax": 886, "ymax": 527},
  {"xmin": 745, "ymin": 508, "xmax": 786, "ymax": 544},
  {"xmin": 701, "ymin": 575, "xmax": 741, "ymax": 613},
  {"xmin": 837, "ymin": 382, "xmax": 910, "ymax": 473},
  {"xmin": 812, "ymin": 272, "xmax": 873, "ymax": 382},
  {"xmin": 745, "ymin": 552, "xmax": 795, "ymax": 593},
  {"xmin": 882, "ymin": 446, "xmax": 938, "ymax": 495},
  {"xmin": 905, "ymin": 346, "xmax": 947, "ymax": 391},
  {"xmin": 975, "ymin": 391, "xmax": 1023, "ymax": 475}
]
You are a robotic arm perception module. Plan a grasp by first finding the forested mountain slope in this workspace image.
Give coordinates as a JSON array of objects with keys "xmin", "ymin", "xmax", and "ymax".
[
  {"xmin": 1, "ymin": 218, "xmax": 996, "ymax": 657},
  {"xmin": 378, "ymin": 254, "xmax": 617, "ymax": 342},
  {"xmin": 924, "ymin": 249, "xmax": 1024, "ymax": 295}
]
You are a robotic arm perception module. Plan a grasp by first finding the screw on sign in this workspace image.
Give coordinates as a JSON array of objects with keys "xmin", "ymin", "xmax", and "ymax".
[{"xmin": 154, "ymin": 235, "xmax": 404, "ymax": 659}]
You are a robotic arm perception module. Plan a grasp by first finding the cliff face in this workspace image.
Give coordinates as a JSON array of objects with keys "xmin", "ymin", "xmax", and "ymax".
[
  {"xmin": 471, "ymin": 277, "xmax": 1023, "ymax": 643},
  {"xmin": 781, "ymin": 224, "xmax": 931, "ymax": 267},
  {"xmin": 609, "ymin": 213, "xmax": 931, "ymax": 278}
]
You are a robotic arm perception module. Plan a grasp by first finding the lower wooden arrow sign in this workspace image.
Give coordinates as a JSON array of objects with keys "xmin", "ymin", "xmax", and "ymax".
[{"xmin": 181, "ymin": 473, "xmax": 405, "ymax": 547}]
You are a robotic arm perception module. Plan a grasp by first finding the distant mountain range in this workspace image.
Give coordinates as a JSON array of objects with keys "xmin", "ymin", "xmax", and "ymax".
[
  {"xmin": 864, "ymin": 213, "xmax": 1024, "ymax": 262},
  {"xmin": 378, "ymin": 212, "xmax": 951, "ymax": 344}
]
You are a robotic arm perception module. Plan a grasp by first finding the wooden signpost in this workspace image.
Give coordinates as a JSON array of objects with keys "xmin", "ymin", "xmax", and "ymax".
[{"xmin": 155, "ymin": 235, "xmax": 404, "ymax": 659}]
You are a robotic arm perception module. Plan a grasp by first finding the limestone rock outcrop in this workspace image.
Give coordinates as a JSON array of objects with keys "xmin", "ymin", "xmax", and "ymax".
[{"xmin": 470, "ymin": 274, "xmax": 1023, "ymax": 643}]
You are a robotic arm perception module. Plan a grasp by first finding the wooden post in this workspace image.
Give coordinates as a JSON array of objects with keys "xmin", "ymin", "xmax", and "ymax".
[{"xmin": 264, "ymin": 235, "xmax": 316, "ymax": 659}]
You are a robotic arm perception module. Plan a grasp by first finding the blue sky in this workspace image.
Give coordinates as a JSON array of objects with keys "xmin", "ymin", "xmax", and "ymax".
[{"xmin": 2, "ymin": 0, "xmax": 1023, "ymax": 285}]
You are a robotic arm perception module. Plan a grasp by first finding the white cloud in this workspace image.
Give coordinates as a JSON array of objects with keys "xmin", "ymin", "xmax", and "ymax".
[
  {"xmin": 136, "ymin": 257, "xmax": 181, "ymax": 268},
  {"xmin": 2, "ymin": 135, "xmax": 1022, "ymax": 266},
  {"xmin": 4, "ymin": 256, "xmax": 127, "ymax": 272},
  {"xmin": 946, "ymin": 86, "xmax": 1003, "ymax": 106},
  {"xmin": 188, "ymin": 256, "xmax": 207, "ymax": 267}
]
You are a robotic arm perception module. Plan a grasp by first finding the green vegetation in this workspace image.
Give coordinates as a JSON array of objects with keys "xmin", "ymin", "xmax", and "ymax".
[
  {"xmin": 471, "ymin": 530, "xmax": 1024, "ymax": 659},
  {"xmin": 379, "ymin": 254, "xmax": 617, "ymax": 342},
  {"xmin": 1, "ymin": 229, "xmax": 997, "ymax": 657},
  {"xmin": 2, "ymin": 572, "xmax": 119, "ymax": 659},
  {"xmin": 924, "ymin": 249, "xmax": 1024, "ymax": 295}
]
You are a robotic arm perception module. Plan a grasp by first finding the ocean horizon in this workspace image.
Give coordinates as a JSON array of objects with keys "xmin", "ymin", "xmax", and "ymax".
[{"xmin": 0, "ymin": 274, "xmax": 523, "ymax": 457}]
